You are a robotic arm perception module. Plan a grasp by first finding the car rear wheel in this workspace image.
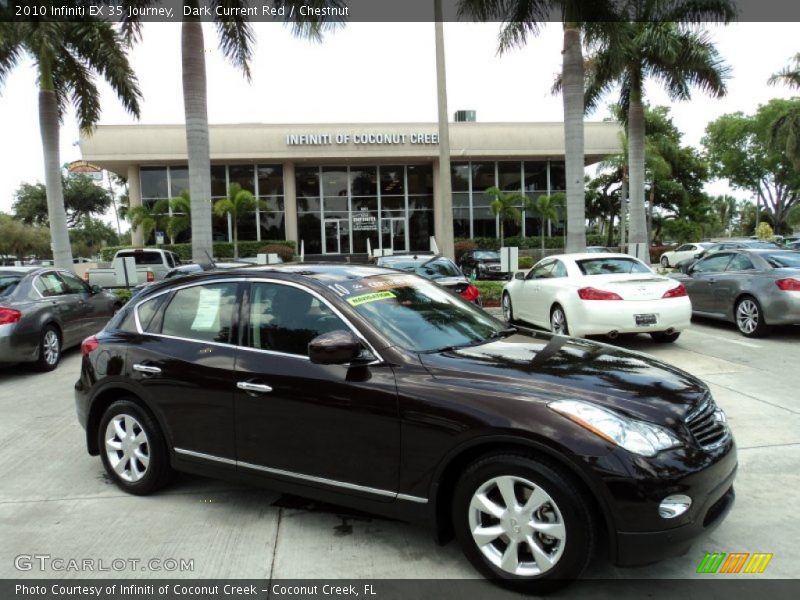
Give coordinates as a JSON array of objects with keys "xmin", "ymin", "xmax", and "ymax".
[
  {"xmin": 34, "ymin": 326, "xmax": 61, "ymax": 372},
  {"xmin": 502, "ymin": 293, "xmax": 514, "ymax": 323},
  {"xmin": 660, "ymin": 256, "xmax": 670, "ymax": 267},
  {"xmin": 452, "ymin": 453, "xmax": 595, "ymax": 593},
  {"xmin": 650, "ymin": 331, "xmax": 681, "ymax": 343},
  {"xmin": 98, "ymin": 399, "xmax": 174, "ymax": 495},
  {"xmin": 735, "ymin": 296, "xmax": 771, "ymax": 338},
  {"xmin": 550, "ymin": 305, "xmax": 569, "ymax": 336}
]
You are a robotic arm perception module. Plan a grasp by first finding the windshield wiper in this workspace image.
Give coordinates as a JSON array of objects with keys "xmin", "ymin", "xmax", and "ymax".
[{"xmin": 489, "ymin": 327, "xmax": 518, "ymax": 339}]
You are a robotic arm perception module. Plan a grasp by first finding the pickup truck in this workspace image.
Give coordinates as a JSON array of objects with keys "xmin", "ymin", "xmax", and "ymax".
[{"xmin": 83, "ymin": 248, "xmax": 182, "ymax": 289}]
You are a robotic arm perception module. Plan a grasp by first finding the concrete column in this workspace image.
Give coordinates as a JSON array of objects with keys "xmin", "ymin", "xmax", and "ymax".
[
  {"xmin": 127, "ymin": 164, "xmax": 144, "ymax": 247},
  {"xmin": 282, "ymin": 161, "xmax": 298, "ymax": 249}
]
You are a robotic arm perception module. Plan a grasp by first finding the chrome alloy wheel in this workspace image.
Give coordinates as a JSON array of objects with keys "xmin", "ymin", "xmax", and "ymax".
[
  {"xmin": 550, "ymin": 308, "xmax": 568, "ymax": 335},
  {"xmin": 736, "ymin": 299, "xmax": 759, "ymax": 335},
  {"xmin": 42, "ymin": 330, "xmax": 60, "ymax": 365},
  {"xmin": 105, "ymin": 415, "xmax": 150, "ymax": 482},
  {"xmin": 502, "ymin": 294, "xmax": 512, "ymax": 322},
  {"xmin": 468, "ymin": 475, "xmax": 566, "ymax": 576}
]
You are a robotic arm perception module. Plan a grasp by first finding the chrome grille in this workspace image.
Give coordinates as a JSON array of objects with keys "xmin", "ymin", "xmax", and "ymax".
[{"xmin": 686, "ymin": 397, "xmax": 730, "ymax": 450}]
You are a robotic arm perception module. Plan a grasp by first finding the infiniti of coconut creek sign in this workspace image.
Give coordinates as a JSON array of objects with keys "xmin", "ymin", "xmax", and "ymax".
[{"xmin": 286, "ymin": 132, "xmax": 440, "ymax": 146}]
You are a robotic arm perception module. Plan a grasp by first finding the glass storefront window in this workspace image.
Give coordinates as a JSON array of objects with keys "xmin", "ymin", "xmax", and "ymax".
[
  {"xmin": 524, "ymin": 161, "xmax": 548, "ymax": 193},
  {"xmin": 228, "ymin": 164, "xmax": 255, "ymax": 193},
  {"xmin": 296, "ymin": 166, "xmax": 320, "ymax": 198},
  {"xmin": 140, "ymin": 167, "xmax": 168, "ymax": 199},
  {"xmin": 350, "ymin": 167, "xmax": 377, "ymax": 196},
  {"xmin": 550, "ymin": 161, "xmax": 566, "ymax": 191},
  {"xmin": 408, "ymin": 196, "xmax": 433, "ymax": 211},
  {"xmin": 380, "ymin": 166, "xmax": 404, "ymax": 195},
  {"xmin": 258, "ymin": 165, "xmax": 284, "ymax": 197},
  {"xmin": 407, "ymin": 165, "xmax": 433, "ymax": 195},
  {"xmin": 472, "ymin": 205, "xmax": 496, "ymax": 239},
  {"xmin": 471, "ymin": 162, "xmax": 495, "ymax": 195},
  {"xmin": 298, "ymin": 212, "xmax": 322, "ymax": 255},
  {"xmin": 322, "ymin": 167, "xmax": 349, "ymax": 198},
  {"xmin": 211, "ymin": 165, "xmax": 227, "ymax": 197},
  {"xmin": 169, "ymin": 167, "xmax": 189, "ymax": 198},
  {"xmin": 452, "ymin": 163, "xmax": 470, "ymax": 192},
  {"xmin": 323, "ymin": 196, "xmax": 348, "ymax": 213},
  {"xmin": 409, "ymin": 210, "xmax": 433, "ymax": 251},
  {"xmin": 498, "ymin": 161, "xmax": 522, "ymax": 192},
  {"xmin": 381, "ymin": 197, "xmax": 405, "ymax": 211}
]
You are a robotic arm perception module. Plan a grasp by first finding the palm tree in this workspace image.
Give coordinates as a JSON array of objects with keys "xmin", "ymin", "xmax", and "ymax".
[
  {"xmin": 434, "ymin": 0, "xmax": 454, "ymax": 259},
  {"xmin": 583, "ymin": 1, "xmax": 733, "ymax": 260},
  {"xmin": 122, "ymin": 2, "xmax": 342, "ymax": 263},
  {"xmin": 128, "ymin": 199, "xmax": 170, "ymax": 245},
  {"xmin": 167, "ymin": 191, "xmax": 192, "ymax": 243},
  {"xmin": 213, "ymin": 183, "xmax": 265, "ymax": 259},
  {"xmin": 459, "ymin": 1, "xmax": 618, "ymax": 254},
  {"xmin": 768, "ymin": 54, "xmax": 800, "ymax": 171},
  {"xmin": 486, "ymin": 186, "xmax": 527, "ymax": 247},
  {"xmin": 0, "ymin": 20, "xmax": 141, "ymax": 269},
  {"xmin": 527, "ymin": 193, "xmax": 564, "ymax": 254}
]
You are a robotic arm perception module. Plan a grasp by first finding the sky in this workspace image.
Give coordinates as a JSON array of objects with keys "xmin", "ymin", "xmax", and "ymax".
[{"xmin": 0, "ymin": 21, "xmax": 797, "ymax": 222}]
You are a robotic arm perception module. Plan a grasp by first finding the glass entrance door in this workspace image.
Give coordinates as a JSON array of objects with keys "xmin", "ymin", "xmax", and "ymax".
[
  {"xmin": 323, "ymin": 219, "xmax": 342, "ymax": 254},
  {"xmin": 385, "ymin": 217, "xmax": 407, "ymax": 253}
]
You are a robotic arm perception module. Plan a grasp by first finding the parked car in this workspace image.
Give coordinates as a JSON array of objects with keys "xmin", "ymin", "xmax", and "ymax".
[
  {"xmin": 0, "ymin": 267, "xmax": 120, "ymax": 371},
  {"xmin": 75, "ymin": 264, "xmax": 736, "ymax": 592},
  {"xmin": 458, "ymin": 250, "xmax": 507, "ymax": 280},
  {"xmin": 502, "ymin": 253, "xmax": 691, "ymax": 342},
  {"xmin": 787, "ymin": 241, "xmax": 800, "ymax": 251},
  {"xmin": 585, "ymin": 246, "xmax": 614, "ymax": 253},
  {"xmin": 659, "ymin": 243, "xmax": 713, "ymax": 268},
  {"xmin": 84, "ymin": 248, "xmax": 182, "ymax": 289},
  {"xmin": 376, "ymin": 254, "xmax": 481, "ymax": 304},
  {"xmin": 673, "ymin": 249, "xmax": 800, "ymax": 337},
  {"xmin": 675, "ymin": 240, "xmax": 784, "ymax": 272}
]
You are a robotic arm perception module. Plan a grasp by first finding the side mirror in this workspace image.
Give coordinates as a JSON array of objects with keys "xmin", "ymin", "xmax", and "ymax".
[
  {"xmin": 308, "ymin": 330, "xmax": 371, "ymax": 365},
  {"xmin": 694, "ymin": 253, "xmax": 703, "ymax": 259},
  {"xmin": 514, "ymin": 272, "xmax": 525, "ymax": 280},
  {"xmin": 91, "ymin": 284, "xmax": 103, "ymax": 294}
]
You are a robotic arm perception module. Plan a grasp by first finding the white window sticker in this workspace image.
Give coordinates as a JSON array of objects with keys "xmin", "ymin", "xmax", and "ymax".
[{"xmin": 191, "ymin": 287, "xmax": 222, "ymax": 330}]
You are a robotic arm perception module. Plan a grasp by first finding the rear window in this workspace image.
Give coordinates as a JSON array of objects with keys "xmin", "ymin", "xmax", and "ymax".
[
  {"xmin": 117, "ymin": 251, "xmax": 164, "ymax": 266},
  {"xmin": 764, "ymin": 253, "xmax": 800, "ymax": 269},
  {"xmin": 576, "ymin": 258, "xmax": 650, "ymax": 275},
  {"xmin": 0, "ymin": 275, "xmax": 22, "ymax": 297}
]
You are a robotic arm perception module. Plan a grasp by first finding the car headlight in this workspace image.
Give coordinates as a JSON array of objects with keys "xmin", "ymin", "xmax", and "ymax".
[{"xmin": 549, "ymin": 400, "xmax": 681, "ymax": 457}]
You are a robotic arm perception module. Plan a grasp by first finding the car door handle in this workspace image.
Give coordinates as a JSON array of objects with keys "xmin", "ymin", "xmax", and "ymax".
[
  {"xmin": 237, "ymin": 381, "xmax": 273, "ymax": 393},
  {"xmin": 133, "ymin": 364, "xmax": 162, "ymax": 374}
]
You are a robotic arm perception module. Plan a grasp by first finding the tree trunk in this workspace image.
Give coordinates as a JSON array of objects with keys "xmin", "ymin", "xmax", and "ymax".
[
  {"xmin": 38, "ymin": 85, "xmax": 74, "ymax": 270},
  {"xmin": 627, "ymin": 85, "xmax": 648, "ymax": 262},
  {"xmin": 620, "ymin": 177, "xmax": 627, "ymax": 249},
  {"xmin": 434, "ymin": 0, "xmax": 455, "ymax": 259},
  {"xmin": 182, "ymin": 18, "xmax": 214, "ymax": 263},
  {"xmin": 562, "ymin": 23, "xmax": 586, "ymax": 253},
  {"xmin": 233, "ymin": 213, "xmax": 239, "ymax": 259}
]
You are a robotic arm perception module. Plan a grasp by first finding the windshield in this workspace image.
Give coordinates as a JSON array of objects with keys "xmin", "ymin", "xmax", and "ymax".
[
  {"xmin": 746, "ymin": 241, "xmax": 781, "ymax": 249},
  {"xmin": 474, "ymin": 251, "xmax": 499, "ymax": 260},
  {"xmin": 385, "ymin": 257, "xmax": 462, "ymax": 280},
  {"xmin": 0, "ymin": 274, "xmax": 22, "ymax": 297},
  {"xmin": 764, "ymin": 252, "xmax": 800, "ymax": 269},
  {"xmin": 576, "ymin": 258, "xmax": 651, "ymax": 275},
  {"xmin": 334, "ymin": 273, "xmax": 507, "ymax": 352}
]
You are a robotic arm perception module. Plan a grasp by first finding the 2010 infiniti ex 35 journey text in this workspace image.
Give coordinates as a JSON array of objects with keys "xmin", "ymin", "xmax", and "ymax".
[{"xmin": 74, "ymin": 264, "xmax": 737, "ymax": 592}]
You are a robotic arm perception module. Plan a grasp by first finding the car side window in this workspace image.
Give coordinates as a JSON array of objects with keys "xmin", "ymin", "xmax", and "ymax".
[
  {"xmin": 694, "ymin": 253, "xmax": 733, "ymax": 274},
  {"xmin": 676, "ymin": 244, "xmax": 691, "ymax": 252},
  {"xmin": 248, "ymin": 282, "xmax": 349, "ymax": 357},
  {"xmin": 726, "ymin": 254, "xmax": 755, "ymax": 271},
  {"xmin": 58, "ymin": 271, "xmax": 89, "ymax": 294},
  {"xmin": 34, "ymin": 272, "xmax": 68, "ymax": 297},
  {"xmin": 160, "ymin": 282, "xmax": 239, "ymax": 344},
  {"xmin": 550, "ymin": 260, "xmax": 568, "ymax": 278},
  {"xmin": 527, "ymin": 261, "xmax": 554, "ymax": 280}
]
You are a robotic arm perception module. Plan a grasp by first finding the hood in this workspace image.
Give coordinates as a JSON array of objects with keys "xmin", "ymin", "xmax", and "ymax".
[{"xmin": 418, "ymin": 330, "xmax": 707, "ymax": 426}]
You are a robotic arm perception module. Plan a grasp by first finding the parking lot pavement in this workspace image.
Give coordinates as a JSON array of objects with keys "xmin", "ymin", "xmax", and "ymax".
[{"xmin": 1, "ymin": 318, "xmax": 799, "ymax": 581}]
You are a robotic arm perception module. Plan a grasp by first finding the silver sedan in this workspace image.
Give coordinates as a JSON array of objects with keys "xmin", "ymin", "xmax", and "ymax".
[
  {"xmin": 673, "ymin": 249, "xmax": 800, "ymax": 337},
  {"xmin": 0, "ymin": 267, "xmax": 120, "ymax": 371}
]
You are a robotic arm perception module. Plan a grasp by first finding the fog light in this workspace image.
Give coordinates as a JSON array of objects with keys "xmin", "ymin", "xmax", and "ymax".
[{"xmin": 659, "ymin": 494, "xmax": 692, "ymax": 519}]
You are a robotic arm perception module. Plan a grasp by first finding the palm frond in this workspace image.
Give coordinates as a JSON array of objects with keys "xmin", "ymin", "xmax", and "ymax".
[
  {"xmin": 768, "ymin": 53, "xmax": 800, "ymax": 90},
  {"xmin": 0, "ymin": 22, "xmax": 23, "ymax": 89},
  {"xmin": 52, "ymin": 50, "xmax": 101, "ymax": 129},
  {"xmin": 212, "ymin": 0, "xmax": 256, "ymax": 80},
  {"xmin": 278, "ymin": 1, "xmax": 347, "ymax": 42}
]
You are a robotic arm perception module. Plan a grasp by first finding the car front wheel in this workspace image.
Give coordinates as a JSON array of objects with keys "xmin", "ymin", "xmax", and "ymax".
[
  {"xmin": 452, "ymin": 453, "xmax": 595, "ymax": 593},
  {"xmin": 98, "ymin": 399, "xmax": 174, "ymax": 495},
  {"xmin": 502, "ymin": 292, "xmax": 514, "ymax": 323},
  {"xmin": 660, "ymin": 256, "xmax": 670, "ymax": 267}
]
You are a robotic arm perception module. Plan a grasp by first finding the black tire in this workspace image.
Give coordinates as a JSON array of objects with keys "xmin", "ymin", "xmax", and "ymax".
[
  {"xmin": 98, "ymin": 399, "xmax": 174, "ymax": 495},
  {"xmin": 452, "ymin": 453, "xmax": 595, "ymax": 593},
  {"xmin": 660, "ymin": 256, "xmax": 670, "ymax": 268},
  {"xmin": 735, "ymin": 295, "xmax": 771, "ymax": 338},
  {"xmin": 34, "ymin": 325, "xmax": 61, "ymax": 372},
  {"xmin": 550, "ymin": 305, "xmax": 569, "ymax": 335},
  {"xmin": 502, "ymin": 292, "xmax": 514, "ymax": 323},
  {"xmin": 650, "ymin": 331, "xmax": 681, "ymax": 343}
]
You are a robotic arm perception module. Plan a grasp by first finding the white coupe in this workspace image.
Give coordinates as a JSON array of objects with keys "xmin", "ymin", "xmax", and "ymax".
[
  {"xmin": 659, "ymin": 242, "xmax": 712, "ymax": 267},
  {"xmin": 502, "ymin": 253, "xmax": 692, "ymax": 342}
]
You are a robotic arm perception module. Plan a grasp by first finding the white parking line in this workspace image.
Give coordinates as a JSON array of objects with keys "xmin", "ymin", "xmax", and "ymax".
[{"xmin": 686, "ymin": 330, "xmax": 762, "ymax": 349}]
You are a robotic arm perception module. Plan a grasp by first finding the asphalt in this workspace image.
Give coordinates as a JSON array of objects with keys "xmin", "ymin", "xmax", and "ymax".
[{"xmin": 1, "ymin": 315, "xmax": 798, "ymax": 585}]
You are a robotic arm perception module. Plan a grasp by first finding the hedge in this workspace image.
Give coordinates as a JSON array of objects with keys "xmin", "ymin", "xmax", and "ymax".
[
  {"xmin": 100, "ymin": 240, "xmax": 296, "ymax": 262},
  {"xmin": 458, "ymin": 235, "xmax": 612, "ymax": 251},
  {"xmin": 474, "ymin": 281, "xmax": 505, "ymax": 307}
]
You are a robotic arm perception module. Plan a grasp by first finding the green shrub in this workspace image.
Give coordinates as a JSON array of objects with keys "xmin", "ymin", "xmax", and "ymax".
[
  {"xmin": 474, "ymin": 281, "xmax": 505, "ymax": 306},
  {"xmin": 112, "ymin": 288, "xmax": 132, "ymax": 305},
  {"xmin": 456, "ymin": 234, "xmax": 611, "ymax": 252},
  {"xmin": 258, "ymin": 244, "xmax": 294, "ymax": 262},
  {"xmin": 518, "ymin": 256, "xmax": 534, "ymax": 269},
  {"xmin": 454, "ymin": 239, "xmax": 477, "ymax": 261}
]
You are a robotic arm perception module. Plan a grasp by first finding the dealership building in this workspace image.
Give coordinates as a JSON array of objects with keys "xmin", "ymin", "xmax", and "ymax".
[{"xmin": 79, "ymin": 120, "xmax": 620, "ymax": 256}]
